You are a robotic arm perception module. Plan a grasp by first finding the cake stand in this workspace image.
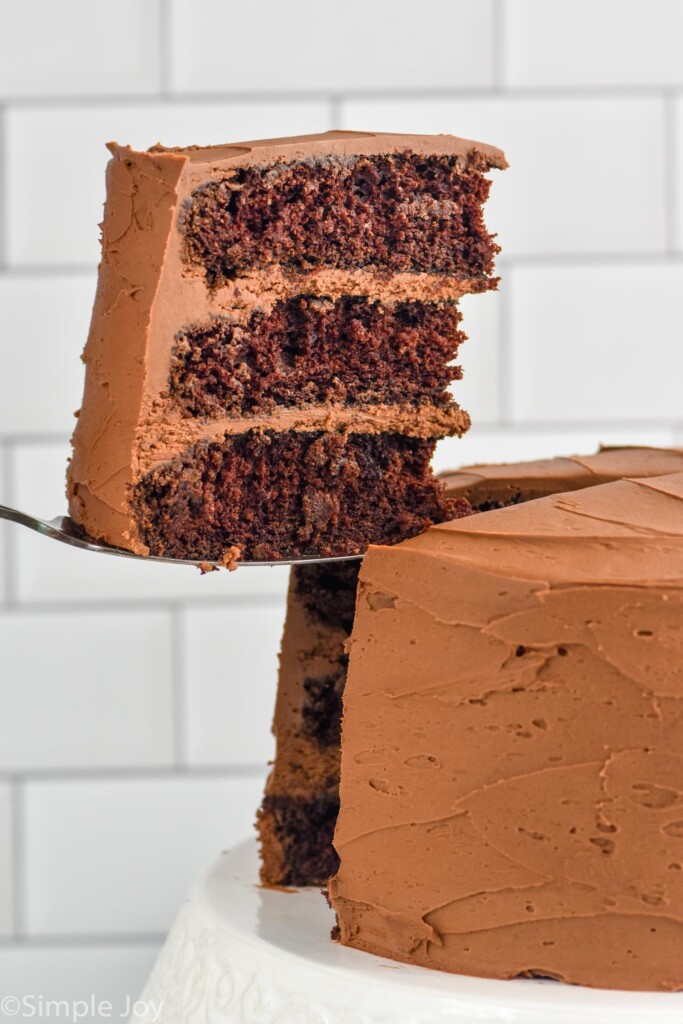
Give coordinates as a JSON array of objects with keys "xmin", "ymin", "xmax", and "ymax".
[{"xmin": 131, "ymin": 839, "xmax": 682, "ymax": 1024}]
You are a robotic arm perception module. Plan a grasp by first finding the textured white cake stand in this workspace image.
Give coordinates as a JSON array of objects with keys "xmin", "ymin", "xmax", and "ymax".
[{"xmin": 132, "ymin": 839, "xmax": 682, "ymax": 1024}]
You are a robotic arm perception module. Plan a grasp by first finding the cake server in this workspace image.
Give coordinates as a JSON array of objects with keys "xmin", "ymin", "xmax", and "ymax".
[{"xmin": 0, "ymin": 504, "xmax": 362, "ymax": 568}]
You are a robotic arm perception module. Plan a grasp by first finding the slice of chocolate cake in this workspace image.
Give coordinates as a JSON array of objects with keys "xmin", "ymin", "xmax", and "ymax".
[
  {"xmin": 67, "ymin": 131, "xmax": 506, "ymax": 562},
  {"xmin": 329, "ymin": 472, "xmax": 683, "ymax": 990},
  {"xmin": 258, "ymin": 446, "xmax": 683, "ymax": 887}
]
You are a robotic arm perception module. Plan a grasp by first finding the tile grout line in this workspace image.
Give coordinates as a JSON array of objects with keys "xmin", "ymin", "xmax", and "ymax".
[
  {"xmin": 4, "ymin": 83, "xmax": 683, "ymax": 108},
  {"xmin": 0, "ymin": 764, "xmax": 267, "ymax": 784},
  {"xmin": 0, "ymin": 265, "xmax": 96, "ymax": 277},
  {"xmin": 471, "ymin": 417, "xmax": 681, "ymax": 433},
  {"xmin": 664, "ymin": 89, "xmax": 679, "ymax": 255},
  {"xmin": 10, "ymin": 778, "xmax": 25, "ymax": 939},
  {"xmin": 0, "ymin": 432, "xmax": 72, "ymax": 447},
  {"xmin": 0, "ymin": 595, "xmax": 287, "ymax": 615},
  {"xmin": 0, "ymin": 932, "xmax": 165, "ymax": 949},
  {"xmin": 496, "ymin": 251, "xmax": 683, "ymax": 268},
  {"xmin": 169, "ymin": 606, "xmax": 188, "ymax": 767}
]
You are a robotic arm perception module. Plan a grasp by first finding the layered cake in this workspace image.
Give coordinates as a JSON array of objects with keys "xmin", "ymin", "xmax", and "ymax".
[
  {"xmin": 67, "ymin": 131, "xmax": 505, "ymax": 562},
  {"xmin": 329, "ymin": 470, "xmax": 683, "ymax": 990},
  {"xmin": 258, "ymin": 446, "xmax": 683, "ymax": 888}
]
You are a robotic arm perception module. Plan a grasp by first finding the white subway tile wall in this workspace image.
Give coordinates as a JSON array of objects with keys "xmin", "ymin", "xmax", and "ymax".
[
  {"xmin": 182, "ymin": 605, "xmax": 282, "ymax": 768},
  {"xmin": 23, "ymin": 776, "xmax": 265, "ymax": 936},
  {"xmin": 169, "ymin": 0, "xmax": 495, "ymax": 93},
  {"xmin": 1, "ymin": 0, "xmax": 682, "ymax": 1008},
  {"xmin": 339, "ymin": 95, "xmax": 668, "ymax": 256},
  {"xmin": 508, "ymin": 263, "xmax": 683, "ymax": 423},
  {"xmin": 504, "ymin": 0, "xmax": 683, "ymax": 88},
  {"xmin": 0, "ymin": 274, "xmax": 96, "ymax": 435},
  {"xmin": 0, "ymin": 0, "xmax": 163, "ymax": 99},
  {"xmin": 0, "ymin": 609, "xmax": 175, "ymax": 771}
]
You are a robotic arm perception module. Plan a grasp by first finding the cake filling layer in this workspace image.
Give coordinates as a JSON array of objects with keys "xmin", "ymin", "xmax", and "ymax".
[
  {"xmin": 170, "ymin": 296, "xmax": 465, "ymax": 417},
  {"xmin": 181, "ymin": 152, "xmax": 499, "ymax": 284},
  {"xmin": 133, "ymin": 429, "xmax": 469, "ymax": 561}
]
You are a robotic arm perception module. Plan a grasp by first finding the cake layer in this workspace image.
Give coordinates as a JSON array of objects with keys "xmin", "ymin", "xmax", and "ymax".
[
  {"xmin": 329, "ymin": 472, "xmax": 683, "ymax": 990},
  {"xmin": 133, "ymin": 430, "xmax": 466, "ymax": 561},
  {"xmin": 170, "ymin": 296, "xmax": 465, "ymax": 417},
  {"xmin": 182, "ymin": 152, "xmax": 501, "ymax": 284}
]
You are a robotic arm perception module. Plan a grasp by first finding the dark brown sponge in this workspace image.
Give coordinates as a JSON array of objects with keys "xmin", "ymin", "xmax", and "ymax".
[
  {"xmin": 170, "ymin": 296, "xmax": 465, "ymax": 417},
  {"xmin": 257, "ymin": 793, "xmax": 341, "ymax": 888},
  {"xmin": 181, "ymin": 152, "xmax": 499, "ymax": 284},
  {"xmin": 292, "ymin": 561, "xmax": 360, "ymax": 635},
  {"xmin": 133, "ymin": 429, "xmax": 469, "ymax": 562}
]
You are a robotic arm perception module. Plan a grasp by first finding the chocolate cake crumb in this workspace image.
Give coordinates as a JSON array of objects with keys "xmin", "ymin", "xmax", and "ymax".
[
  {"xmin": 133, "ymin": 430, "xmax": 467, "ymax": 562},
  {"xmin": 181, "ymin": 152, "xmax": 500, "ymax": 284},
  {"xmin": 293, "ymin": 561, "xmax": 360, "ymax": 634},
  {"xmin": 170, "ymin": 296, "xmax": 465, "ymax": 417},
  {"xmin": 301, "ymin": 669, "xmax": 345, "ymax": 747},
  {"xmin": 257, "ymin": 793, "xmax": 341, "ymax": 887}
]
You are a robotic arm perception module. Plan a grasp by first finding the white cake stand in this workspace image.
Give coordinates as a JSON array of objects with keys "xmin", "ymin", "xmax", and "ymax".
[{"xmin": 131, "ymin": 839, "xmax": 682, "ymax": 1024}]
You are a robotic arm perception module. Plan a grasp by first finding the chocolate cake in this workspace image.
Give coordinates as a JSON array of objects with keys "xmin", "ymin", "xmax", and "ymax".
[
  {"xmin": 258, "ymin": 446, "xmax": 683, "ymax": 888},
  {"xmin": 329, "ymin": 470, "xmax": 683, "ymax": 991},
  {"xmin": 67, "ymin": 131, "xmax": 506, "ymax": 562}
]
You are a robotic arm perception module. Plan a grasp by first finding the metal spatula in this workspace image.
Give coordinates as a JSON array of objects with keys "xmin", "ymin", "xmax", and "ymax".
[{"xmin": 0, "ymin": 504, "xmax": 362, "ymax": 568}]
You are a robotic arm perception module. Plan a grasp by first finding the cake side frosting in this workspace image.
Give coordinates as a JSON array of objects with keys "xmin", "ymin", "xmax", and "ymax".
[
  {"xmin": 68, "ymin": 130, "xmax": 505, "ymax": 557},
  {"xmin": 329, "ymin": 472, "xmax": 683, "ymax": 990},
  {"xmin": 67, "ymin": 147, "xmax": 187, "ymax": 552},
  {"xmin": 257, "ymin": 446, "xmax": 683, "ymax": 888}
]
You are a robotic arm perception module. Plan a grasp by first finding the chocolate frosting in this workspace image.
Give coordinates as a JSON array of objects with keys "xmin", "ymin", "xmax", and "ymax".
[
  {"xmin": 330, "ymin": 471, "xmax": 683, "ymax": 990},
  {"xmin": 441, "ymin": 445, "xmax": 683, "ymax": 504},
  {"xmin": 67, "ymin": 130, "xmax": 505, "ymax": 553}
]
